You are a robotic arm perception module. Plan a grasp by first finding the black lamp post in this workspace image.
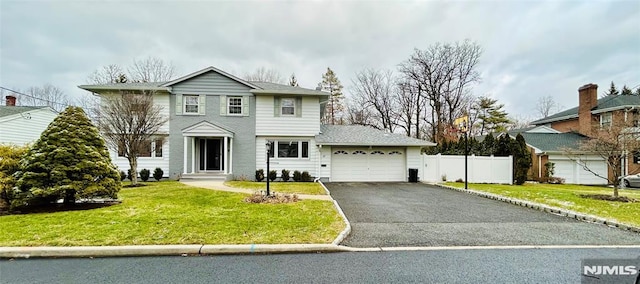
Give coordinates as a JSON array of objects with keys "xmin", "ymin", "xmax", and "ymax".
[{"xmin": 266, "ymin": 141, "xmax": 271, "ymax": 196}]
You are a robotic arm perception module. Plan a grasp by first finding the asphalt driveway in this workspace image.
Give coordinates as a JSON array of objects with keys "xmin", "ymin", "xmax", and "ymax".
[{"xmin": 327, "ymin": 182, "xmax": 640, "ymax": 247}]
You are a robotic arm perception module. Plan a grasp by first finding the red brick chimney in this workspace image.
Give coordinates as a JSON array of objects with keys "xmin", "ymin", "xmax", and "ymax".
[
  {"xmin": 578, "ymin": 83, "xmax": 598, "ymax": 136},
  {"xmin": 5, "ymin": 95, "xmax": 16, "ymax": 106}
]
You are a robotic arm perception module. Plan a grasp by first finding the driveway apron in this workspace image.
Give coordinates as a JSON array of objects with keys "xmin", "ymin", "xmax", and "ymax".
[{"xmin": 326, "ymin": 182, "xmax": 640, "ymax": 247}]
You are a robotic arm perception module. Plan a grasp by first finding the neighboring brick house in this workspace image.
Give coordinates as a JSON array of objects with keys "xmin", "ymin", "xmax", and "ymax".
[{"xmin": 531, "ymin": 84, "xmax": 640, "ymax": 182}]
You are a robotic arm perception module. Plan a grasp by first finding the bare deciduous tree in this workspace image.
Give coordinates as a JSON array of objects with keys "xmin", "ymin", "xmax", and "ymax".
[
  {"xmin": 128, "ymin": 57, "xmax": 175, "ymax": 83},
  {"xmin": 88, "ymin": 64, "xmax": 126, "ymax": 84},
  {"xmin": 97, "ymin": 91, "xmax": 168, "ymax": 185},
  {"xmin": 244, "ymin": 67, "xmax": 285, "ymax": 84},
  {"xmin": 399, "ymin": 40, "xmax": 482, "ymax": 143},
  {"xmin": 350, "ymin": 68, "xmax": 398, "ymax": 132},
  {"xmin": 15, "ymin": 84, "xmax": 70, "ymax": 112},
  {"xmin": 564, "ymin": 119, "xmax": 640, "ymax": 197},
  {"xmin": 535, "ymin": 95, "xmax": 561, "ymax": 118}
]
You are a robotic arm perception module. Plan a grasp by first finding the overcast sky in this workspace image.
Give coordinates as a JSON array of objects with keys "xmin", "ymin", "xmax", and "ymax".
[{"xmin": 1, "ymin": 0, "xmax": 638, "ymax": 120}]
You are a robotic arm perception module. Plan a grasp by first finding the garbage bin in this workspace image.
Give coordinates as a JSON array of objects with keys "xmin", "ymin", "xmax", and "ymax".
[{"xmin": 408, "ymin": 168, "xmax": 419, "ymax": 183}]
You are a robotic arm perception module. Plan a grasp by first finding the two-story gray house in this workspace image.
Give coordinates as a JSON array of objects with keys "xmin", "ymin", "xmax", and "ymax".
[{"xmin": 80, "ymin": 66, "xmax": 434, "ymax": 182}]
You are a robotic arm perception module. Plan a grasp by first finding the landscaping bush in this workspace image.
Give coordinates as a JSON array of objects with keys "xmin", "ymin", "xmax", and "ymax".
[
  {"xmin": 244, "ymin": 192, "xmax": 299, "ymax": 204},
  {"xmin": 153, "ymin": 168, "xmax": 163, "ymax": 181},
  {"xmin": 268, "ymin": 170, "xmax": 277, "ymax": 182},
  {"xmin": 120, "ymin": 171, "xmax": 127, "ymax": 181},
  {"xmin": 293, "ymin": 170, "xmax": 302, "ymax": 182},
  {"xmin": 12, "ymin": 106, "xmax": 120, "ymax": 210},
  {"xmin": 255, "ymin": 169, "xmax": 265, "ymax": 182},
  {"xmin": 139, "ymin": 169, "xmax": 150, "ymax": 182},
  {"xmin": 301, "ymin": 171, "xmax": 312, "ymax": 182},
  {"xmin": 543, "ymin": 162, "xmax": 555, "ymax": 178},
  {"xmin": 455, "ymin": 178, "xmax": 464, "ymax": 183},
  {"xmin": 0, "ymin": 145, "xmax": 26, "ymax": 210},
  {"xmin": 281, "ymin": 169, "xmax": 290, "ymax": 182}
]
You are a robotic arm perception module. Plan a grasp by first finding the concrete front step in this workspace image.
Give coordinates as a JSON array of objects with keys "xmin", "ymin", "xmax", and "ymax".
[{"xmin": 180, "ymin": 173, "xmax": 229, "ymax": 181}]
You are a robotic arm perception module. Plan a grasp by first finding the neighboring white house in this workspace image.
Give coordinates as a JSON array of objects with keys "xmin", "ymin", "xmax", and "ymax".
[
  {"xmin": 79, "ymin": 66, "xmax": 436, "ymax": 181},
  {"xmin": 0, "ymin": 99, "xmax": 58, "ymax": 146}
]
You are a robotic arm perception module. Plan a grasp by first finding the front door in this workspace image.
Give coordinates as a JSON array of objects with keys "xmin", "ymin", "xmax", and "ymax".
[{"xmin": 199, "ymin": 138, "xmax": 223, "ymax": 171}]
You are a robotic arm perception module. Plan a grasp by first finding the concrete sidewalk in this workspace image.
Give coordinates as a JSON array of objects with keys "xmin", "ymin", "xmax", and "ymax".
[{"xmin": 179, "ymin": 180, "xmax": 333, "ymax": 201}]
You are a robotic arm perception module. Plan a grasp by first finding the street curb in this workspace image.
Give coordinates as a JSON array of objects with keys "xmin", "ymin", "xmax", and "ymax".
[
  {"xmin": 432, "ymin": 183, "xmax": 640, "ymax": 234},
  {"xmin": 318, "ymin": 180, "xmax": 352, "ymax": 245}
]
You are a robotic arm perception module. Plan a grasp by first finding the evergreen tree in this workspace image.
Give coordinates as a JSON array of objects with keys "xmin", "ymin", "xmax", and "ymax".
[
  {"xmin": 13, "ymin": 107, "xmax": 121, "ymax": 209},
  {"xmin": 620, "ymin": 85, "xmax": 633, "ymax": 96},
  {"xmin": 606, "ymin": 81, "xmax": 619, "ymax": 96},
  {"xmin": 289, "ymin": 73, "xmax": 299, "ymax": 87},
  {"xmin": 635, "ymin": 87, "xmax": 640, "ymax": 96},
  {"xmin": 513, "ymin": 133, "xmax": 532, "ymax": 185},
  {"xmin": 320, "ymin": 67, "xmax": 345, "ymax": 125},
  {"xmin": 472, "ymin": 97, "xmax": 511, "ymax": 135},
  {"xmin": 494, "ymin": 134, "xmax": 512, "ymax": 156},
  {"xmin": 481, "ymin": 133, "xmax": 496, "ymax": 155}
]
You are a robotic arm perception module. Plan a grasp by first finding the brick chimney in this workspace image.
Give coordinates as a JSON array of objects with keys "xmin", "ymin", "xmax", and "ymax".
[
  {"xmin": 5, "ymin": 95, "xmax": 16, "ymax": 106},
  {"xmin": 578, "ymin": 83, "xmax": 598, "ymax": 136}
]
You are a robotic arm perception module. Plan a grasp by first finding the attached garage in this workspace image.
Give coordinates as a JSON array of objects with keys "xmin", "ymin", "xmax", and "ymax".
[
  {"xmin": 315, "ymin": 125, "xmax": 435, "ymax": 182},
  {"xmin": 331, "ymin": 147, "xmax": 406, "ymax": 182},
  {"xmin": 550, "ymin": 155, "xmax": 607, "ymax": 185}
]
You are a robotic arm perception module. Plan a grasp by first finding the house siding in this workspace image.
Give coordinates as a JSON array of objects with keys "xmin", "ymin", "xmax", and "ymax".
[
  {"xmin": 255, "ymin": 136, "xmax": 319, "ymax": 179},
  {"xmin": 171, "ymin": 71, "xmax": 252, "ymax": 95},
  {"xmin": 169, "ymin": 94, "xmax": 256, "ymax": 180},
  {"xmin": 406, "ymin": 147, "xmax": 422, "ymax": 181},
  {"xmin": 255, "ymin": 95, "xmax": 321, "ymax": 136},
  {"xmin": 319, "ymin": 146, "xmax": 332, "ymax": 180},
  {"xmin": 109, "ymin": 142, "xmax": 170, "ymax": 178},
  {"xmin": 0, "ymin": 108, "xmax": 58, "ymax": 145}
]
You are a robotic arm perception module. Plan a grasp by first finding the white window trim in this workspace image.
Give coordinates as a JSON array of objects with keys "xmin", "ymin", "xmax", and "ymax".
[
  {"xmin": 269, "ymin": 140, "xmax": 310, "ymax": 159},
  {"xmin": 117, "ymin": 140, "xmax": 163, "ymax": 159},
  {"xmin": 280, "ymin": 98, "xmax": 296, "ymax": 116},
  {"xmin": 600, "ymin": 112, "xmax": 612, "ymax": 128},
  {"xmin": 183, "ymin": 95, "xmax": 199, "ymax": 115},
  {"xmin": 227, "ymin": 96, "xmax": 243, "ymax": 116}
]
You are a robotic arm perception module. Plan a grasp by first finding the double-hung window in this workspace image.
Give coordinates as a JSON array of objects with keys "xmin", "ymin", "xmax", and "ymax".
[
  {"xmin": 600, "ymin": 113, "xmax": 612, "ymax": 128},
  {"xmin": 228, "ymin": 97, "xmax": 243, "ymax": 115},
  {"xmin": 281, "ymin": 98, "xmax": 295, "ymax": 115},
  {"xmin": 184, "ymin": 95, "xmax": 199, "ymax": 114}
]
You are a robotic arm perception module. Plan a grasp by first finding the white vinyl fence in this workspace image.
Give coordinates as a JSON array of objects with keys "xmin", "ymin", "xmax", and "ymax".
[{"xmin": 423, "ymin": 154, "xmax": 513, "ymax": 184}]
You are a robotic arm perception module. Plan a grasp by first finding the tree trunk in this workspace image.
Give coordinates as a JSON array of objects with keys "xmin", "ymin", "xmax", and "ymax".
[
  {"xmin": 63, "ymin": 189, "xmax": 76, "ymax": 205},
  {"xmin": 129, "ymin": 157, "xmax": 138, "ymax": 185},
  {"xmin": 613, "ymin": 185, "xmax": 619, "ymax": 197}
]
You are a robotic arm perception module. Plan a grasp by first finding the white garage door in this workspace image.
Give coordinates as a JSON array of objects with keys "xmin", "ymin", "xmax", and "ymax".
[
  {"xmin": 331, "ymin": 148, "xmax": 406, "ymax": 182},
  {"xmin": 552, "ymin": 158, "xmax": 607, "ymax": 185}
]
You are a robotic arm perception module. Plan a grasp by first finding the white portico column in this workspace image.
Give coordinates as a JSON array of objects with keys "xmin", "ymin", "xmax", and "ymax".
[
  {"xmin": 183, "ymin": 136, "xmax": 188, "ymax": 174},
  {"xmin": 191, "ymin": 137, "xmax": 196, "ymax": 173},
  {"xmin": 229, "ymin": 137, "xmax": 233, "ymax": 174},
  {"xmin": 223, "ymin": 136, "xmax": 229, "ymax": 174}
]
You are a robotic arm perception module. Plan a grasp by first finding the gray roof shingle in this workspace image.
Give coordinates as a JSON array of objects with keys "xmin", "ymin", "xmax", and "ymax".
[
  {"xmin": 532, "ymin": 95, "xmax": 640, "ymax": 125},
  {"xmin": 0, "ymin": 106, "xmax": 49, "ymax": 118},
  {"xmin": 315, "ymin": 125, "xmax": 436, "ymax": 146},
  {"xmin": 249, "ymin": 81, "xmax": 328, "ymax": 96},
  {"xmin": 504, "ymin": 128, "xmax": 588, "ymax": 153}
]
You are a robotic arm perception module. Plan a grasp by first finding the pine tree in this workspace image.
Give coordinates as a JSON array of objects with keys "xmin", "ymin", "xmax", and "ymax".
[
  {"xmin": 472, "ymin": 97, "xmax": 511, "ymax": 135},
  {"xmin": 320, "ymin": 67, "xmax": 345, "ymax": 125},
  {"xmin": 620, "ymin": 85, "xmax": 633, "ymax": 96},
  {"xmin": 494, "ymin": 134, "xmax": 512, "ymax": 157},
  {"xmin": 289, "ymin": 73, "xmax": 299, "ymax": 87},
  {"xmin": 606, "ymin": 81, "xmax": 619, "ymax": 96},
  {"xmin": 13, "ymin": 107, "xmax": 121, "ymax": 209}
]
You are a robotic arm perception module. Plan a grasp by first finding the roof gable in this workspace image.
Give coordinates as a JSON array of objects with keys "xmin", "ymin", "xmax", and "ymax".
[
  {"xmin": 181, "ymin": 121, "xmax": 234, "ymax": 137},
  {"xmin": 161, "ymin": 66, "xmax": 260, "ymax": 89}
]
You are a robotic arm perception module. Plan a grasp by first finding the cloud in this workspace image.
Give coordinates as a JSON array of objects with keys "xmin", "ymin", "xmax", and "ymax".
[{"xmin": 0, "ymin": 0, "xmax": 638, "ymax": 120}]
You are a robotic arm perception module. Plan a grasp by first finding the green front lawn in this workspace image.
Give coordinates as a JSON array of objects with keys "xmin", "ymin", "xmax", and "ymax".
[
  {"xmin": 446, "ymin": 182, "xmax": 640, "ymax": 227},
  {"xmin": 225, "ymin": 181, "xmax": 327, "ymax": 195},
  {"xmin": 0, "ymin": 181, "xmax": 343, "ymax": 246}
]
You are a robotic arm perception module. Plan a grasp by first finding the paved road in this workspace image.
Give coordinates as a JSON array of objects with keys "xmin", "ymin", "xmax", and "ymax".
[
  {"xmin": 327, "ymin": 182, "xmax": 640, "ymax": 247},
  {"xmin": 2, "ymin": 248, "xmax": 639, "ymax": 283}
]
